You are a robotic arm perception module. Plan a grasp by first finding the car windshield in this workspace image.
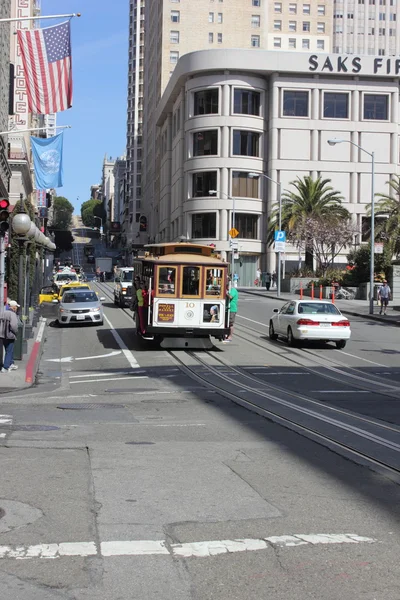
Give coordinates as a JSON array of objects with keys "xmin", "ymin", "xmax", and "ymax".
[
  {"xmin": 120, "ymin": 271, "xmax": 134, "ymax": 282},
  {"xmin": 85, "ymin": 274, "xmax": 96, "ymax": 280},
  {"xmin": 62, "ymin": 292, "xmax": 98, "ymax": 304},
  {"xmin": 56, "ymin": 274, "xmax": 78, "ymax": 281},
  {"xmin": 298, "ymin": 302, "xmax": 341, "ymax": 315},
  {"xmin": 61, "ymin": 286, "xmax": 89, "ymax": 295}
]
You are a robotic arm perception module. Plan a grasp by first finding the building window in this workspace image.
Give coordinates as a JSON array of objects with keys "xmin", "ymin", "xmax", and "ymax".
[
  {"xmin": 302, "ymin": 38, "xmax": 310, "ymax": 48},
  {"xmin": 323, "ymin": 92, "xmax": 349, "ymax": 119},
  {"xmin": 274, "ymin": 2, "xmax": 282, "ymax": 12},
  {"xmin": 283, "ymin": 90, "xmax": 309, "ymax": 117},
  {"xmin": 317, "ymin": 39, "xmax": 325, "ymax": 49},
  {"xmin": 317, "ymin": 22, "xmax": 325, "ymax": 32},
  {"xmin": 318, "ymin": 4, "xmax": 326, "ymax": 15},
  {"xmin": 234, "ymin": 214, "xmax": 259, "ymax": 239},
  {"xmin": 171, "ymin": 10, "xmax": 180, "ymax": 22},
  {"xmin": 289, "ymin": 20, "xmax": 297, "ymax": 31},
  {"xmin": 274, "ymin": 20, "xmax": 282, "ymax": 30},
  {"xmin": 232, "ymin": 172, "xmax": 259, "ymax": 198},
  {"xmin": 303, "ymin": 4, "xmax": 311, "ymax": 14},
  {"xmin": 218, "ymin": 32, "xmax": 223, "ymax": 42},
  {"xmin": 170, "ymin": 30, "xmax": 180, "ymax": 43},
  {"xmin": 217, "ymin": 12, "xmax": 223, "ymax": 23},
  {"xmin": 251, "ymin": 35, "xmax": 260, "ymax": 47},
  {"xmin": 363, "ymin": 94, "xmax": 389, "ymax": 120},
  {"xmin": 192, "ymin": 213, "xmax": 217, "ymax": 238},
  {"xmin": 252, "ymin": 0, "xmax": 260, "ymax": 5},
  {"xmin": 233, "ymin": 89, "xmax": 261, "ymax": 115},
  {"xmin": 209, "ymin": 32, "xmax": 214, "ymax": 43},
  {"xmin": 192, "ymin": 172, "xmax": 217, "ymax": 197},
  {"xmin": 193, "ymin": 130, "xmax": 218, "ymax": 156},
  {"xmin": 274, "ymin": 37, "xmax": 282, "ymax": 47},
  {"xmin": 194, "ymin": 89, "xmax": 219, "ymax": 115},
  {"xmin": 289, "ymin": 38, "xmax": 296, "ymax": 48},
  {"xmin": 289, "ymin": 3, "xmax": 297, "ymax": 13},
  {"xmin": 232, "ymin": 130, "xmax": 260, "ymax": 156},
  {"xmin": 303, "ymin": 21, "xmax": 310, "ymax": 31},
  {"xmin": 170, "ymin": 51, "xmax": 179, "ymax": 63},
  {"xmin": 252, "ymin": 14, "xmax": 261, "ymax": 27},
  {"xmin": 209, "ymin": 12, "xmax": 214, "ymax": 22}
]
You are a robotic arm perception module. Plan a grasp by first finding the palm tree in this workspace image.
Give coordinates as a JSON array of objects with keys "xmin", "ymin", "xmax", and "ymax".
[
  {"xmin": 268, "ymin": 176, "xmax": 350, "ymax": 269},
  {"xmin": 372, "ymin": 175, "xmax": 400, "ymax": 258}
]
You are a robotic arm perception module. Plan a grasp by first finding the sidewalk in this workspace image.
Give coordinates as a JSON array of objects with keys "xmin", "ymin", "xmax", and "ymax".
[
  {"xmin": 239, "ymin": 286, "xmax": 400, "ymax": 326},
  {"xmin": 0, "ymin": 317, "xmax": 47, "ymax": 395}
]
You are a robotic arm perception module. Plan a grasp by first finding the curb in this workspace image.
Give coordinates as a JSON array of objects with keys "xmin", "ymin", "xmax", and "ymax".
[
  {"xmin": 240, "ymin": 289, "xmax": 400, "ymax": 327},
  {"xmin": 25, "ymin": 318, "xmax": 47, "ymax": 384}
]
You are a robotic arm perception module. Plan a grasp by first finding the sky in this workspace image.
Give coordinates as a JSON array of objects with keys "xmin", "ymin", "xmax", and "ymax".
[{"xmin": 41, "ymin": 0, "xmax": 129, "ymax": 214}]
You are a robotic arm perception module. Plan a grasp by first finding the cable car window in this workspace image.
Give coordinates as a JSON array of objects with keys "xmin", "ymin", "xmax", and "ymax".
[
  {"xmin": 182, "ymin": 266, "xmax": 200, "ymax": 296},
  {"xmin": 205, "ymin": 268, "xmax": 223, "ymax": 297},
  {"xmin": 157, "ymin": 267, "xmax": 176, "ymax": 295}
]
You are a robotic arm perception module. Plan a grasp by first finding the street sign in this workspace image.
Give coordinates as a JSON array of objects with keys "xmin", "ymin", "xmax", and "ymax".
[
  {"xmin": 229, "ymin": 228, "xmax": 239, "ymax": 238},
  {"xmin": 274, "ymin": 230, "xmax": 286, "ymax": 242},
  {"xmin": 230, "ymin": 241, "xmax": 239, "ymax": 250},
  {"xmin": 275, "ymin": 241, "xmax": 286, "ymax": 253},
  {"xmin": 374, "ymin": 242, "xmax": 383, "ymax": 254}
]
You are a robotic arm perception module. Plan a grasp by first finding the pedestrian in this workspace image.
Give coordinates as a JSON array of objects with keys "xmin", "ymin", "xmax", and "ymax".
[
  {"xmin": 272, "ymin": 271, "xmax": 277, "ymax": 287},
  {"xmin": 265, "ymin": 272, "xmax": 271, "ymax": 291},
  {"xmin": 224, "ymin": 284, "xmax": 238, "ymax": 343},
  {"xmin": 256, "ymin": 267, "xmax": 262, "ymax": 287},
  {"xmin": 0, "ymin": 300, "xmax": 19, "ymax": 373},
  {"xmin": 378, "ymin": 280, "xmax": 391, "ymax": 315}
]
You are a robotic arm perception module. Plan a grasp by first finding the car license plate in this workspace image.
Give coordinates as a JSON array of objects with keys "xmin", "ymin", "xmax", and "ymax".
[
  {"xmin": 320, "ymin": 323, "xmax": 331, "ymax": 327},
  {"xmin": 76, "ymin": 314, "xmax": 85, "ymax": 320}
]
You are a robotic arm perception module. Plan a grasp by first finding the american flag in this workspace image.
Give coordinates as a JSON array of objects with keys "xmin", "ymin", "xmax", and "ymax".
[{"xmin": 17, "ymin": 21, "xmax": 73, "ymax": 114}]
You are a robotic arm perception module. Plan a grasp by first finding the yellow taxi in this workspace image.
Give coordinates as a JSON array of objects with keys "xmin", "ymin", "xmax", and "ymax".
[{"xmin": 39, "ymin": 282, "xmax": 91, "ymax": 304}]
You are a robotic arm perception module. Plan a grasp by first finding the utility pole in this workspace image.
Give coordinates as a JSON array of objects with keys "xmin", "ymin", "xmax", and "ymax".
[{"xmin": 0, "ymin": 235, "xmax": 5, "ymax": 307}]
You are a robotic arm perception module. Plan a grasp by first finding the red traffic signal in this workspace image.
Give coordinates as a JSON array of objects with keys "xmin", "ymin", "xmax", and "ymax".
[
  {"xmin": 0, "ymin": 198, "xmax": 10, "ymax": 210},
  {"xmin": 0, "ymin": 198, "xmax": 10, "ymax": 236}
]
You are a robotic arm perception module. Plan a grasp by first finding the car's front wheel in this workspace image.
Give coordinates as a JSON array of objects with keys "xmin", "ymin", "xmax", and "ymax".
[
  {"xmin": 336, "ymin": 340, "xmax": 347, "ymax": 349},
  {"xmin": 287, "ymin": 326, "xmax": 296, "ymax": 347},
  {"xmin": 269, "ymin": 321, "xmax": 278, "ymax": 340}
]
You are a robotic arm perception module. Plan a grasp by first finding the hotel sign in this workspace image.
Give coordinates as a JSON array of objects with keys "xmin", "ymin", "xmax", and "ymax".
[{"xmin": 309, "ymin": 54, "xmax": 400, "ymax": 76}]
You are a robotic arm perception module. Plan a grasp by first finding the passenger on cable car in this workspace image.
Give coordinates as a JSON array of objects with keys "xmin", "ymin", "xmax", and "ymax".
[{"xmin": 136, "ymin": 280, "xmax": 149, "ymax": 335}]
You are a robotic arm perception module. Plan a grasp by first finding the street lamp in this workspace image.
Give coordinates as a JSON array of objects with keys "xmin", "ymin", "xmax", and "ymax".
[
  {"xmin": 249, "ymin": 172, "xmax": 282, "ymax": 298},
  {"xmin": 209, "ymin": 190, "xmax": 236, "ymax": 283},
  {"xmin": 327, "ymin": 138, "xmax": 375, "ymax": 314}
]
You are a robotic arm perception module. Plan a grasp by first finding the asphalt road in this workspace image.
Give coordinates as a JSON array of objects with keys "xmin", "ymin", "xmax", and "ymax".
[{"xmin": 1, "ymin": 234, "xmax": 400, "ymax": 599}]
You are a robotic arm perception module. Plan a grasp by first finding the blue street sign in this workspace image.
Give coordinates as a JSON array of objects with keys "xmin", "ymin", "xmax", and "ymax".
[{"xmin": 274, "ymin": 230, "xmax": 286, "ymax": 242}]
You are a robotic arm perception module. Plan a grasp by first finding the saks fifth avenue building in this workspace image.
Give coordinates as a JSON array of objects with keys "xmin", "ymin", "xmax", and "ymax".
[{"xmin": 153, "ymin": 49, "xmax": 400, "ymax": 284}]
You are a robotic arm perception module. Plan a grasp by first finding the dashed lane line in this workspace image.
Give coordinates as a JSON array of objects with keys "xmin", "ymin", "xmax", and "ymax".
[
  {"xmin": 0, "ymin": 533, "xmax": 375, "ymax": 560},
  {"xmin": 103, "ymin": 314, "xmax": 140, "ymax": 369},
  {"xmin": 70, "ymin": 375, "xmax": 148, "ymax": 385}
]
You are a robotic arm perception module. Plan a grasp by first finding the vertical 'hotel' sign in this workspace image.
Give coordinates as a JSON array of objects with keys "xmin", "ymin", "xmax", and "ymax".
[{"xmin": 11, "ymin": 0, "xmax": 31, "ymax": 127}]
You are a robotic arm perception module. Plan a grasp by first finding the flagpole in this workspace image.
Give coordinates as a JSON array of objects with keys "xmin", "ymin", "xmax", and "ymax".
[
  {"xmin": 0, "ymin": 13, "xmax": 81, "ymax": 23},
  {"xmin": 0, "ymin": 125, "xmax": 71, "ymax": 136}
]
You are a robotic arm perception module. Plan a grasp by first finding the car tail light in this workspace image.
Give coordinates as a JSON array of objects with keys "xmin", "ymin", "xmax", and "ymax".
[
  {"xmin": 297, "ymin": 318, "xmax": 320, "ymax": 326},
  {"xmin": 332, "ymin": 320, "xmax": 350, "ymax": 327}
]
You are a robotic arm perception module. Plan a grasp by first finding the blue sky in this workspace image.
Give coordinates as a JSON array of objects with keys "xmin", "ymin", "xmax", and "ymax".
[{"xmin": 41, "ymin": 0, "xmax": 128, "ymax": 213}]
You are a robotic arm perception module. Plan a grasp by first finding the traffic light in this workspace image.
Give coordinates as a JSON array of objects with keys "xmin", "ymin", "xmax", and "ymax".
[{"xmin": 0, "ymin": 199, "xmax": 10, "ymax": 237}]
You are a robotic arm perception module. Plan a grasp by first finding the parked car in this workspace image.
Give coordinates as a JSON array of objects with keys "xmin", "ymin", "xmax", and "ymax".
[
  {"xmin": 269, "ymin": 300, "xmax": 351, "ymax": 349},
  {"xmin": 57, "ymin": 290, "xmax": 105, "ymax": 326}
]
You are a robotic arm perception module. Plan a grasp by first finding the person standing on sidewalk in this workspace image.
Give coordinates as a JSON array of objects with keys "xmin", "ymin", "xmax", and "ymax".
[
  {"xmin": 265, "ymin": 272, "xmax": 272, "ymax": 291},
  {"xmin": 378, "ymin": 280, "xmax": 391, "ymax": 315},
  {"xmin": 224, "ymin": 284, "xmax": 238, "ymax": 342},
  {"xmin": 0, "ymin": 300, "xmax": 19, "ymax": 373}
]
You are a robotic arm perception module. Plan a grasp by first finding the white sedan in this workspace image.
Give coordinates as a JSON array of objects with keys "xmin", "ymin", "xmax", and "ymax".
[{"xmin": 269, "ymin": 300, "xmax": 351, "ymax": 349}]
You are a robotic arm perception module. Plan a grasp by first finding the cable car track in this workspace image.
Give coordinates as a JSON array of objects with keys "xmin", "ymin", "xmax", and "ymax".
[{"xmin": 168, "ymin": 349, "xmax": 400, "ymax": 478}]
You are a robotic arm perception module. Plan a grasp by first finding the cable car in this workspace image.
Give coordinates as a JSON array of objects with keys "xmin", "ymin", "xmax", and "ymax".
[{"xmin": 131, "ymin": 242, "xmax": 229, "ymax": 348}]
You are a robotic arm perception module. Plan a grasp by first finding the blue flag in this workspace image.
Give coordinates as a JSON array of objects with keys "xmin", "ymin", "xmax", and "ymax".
[{"xmin": 31, "ymin": 132, "xmax": 64, "ymax": 189}]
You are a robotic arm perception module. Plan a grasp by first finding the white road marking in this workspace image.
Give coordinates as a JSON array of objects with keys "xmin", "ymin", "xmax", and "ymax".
[
  {"xmin": 69, "ymin": 370, "xmax": 146, "ymax": 379},
  {"xmin": 254, "ymin": 372, "xmax": 309, "ymax": 376},
  {"xmin": 46, "ymin": 350, "xmax": 122, "ymax": 363},
  {"xmin": 0, "ymin": 433, "xmax": 6, "ymax": 438},
  {"xmin": 334, "ymin": 349, "xmax": 386, "ymax": 367},
  {"xmin": 70, "ymin": 376, "xmax": 148, "ymax": 385},
  {"xmin": 103, "ymin": 314, "xmax": 140, "ymax": 369},
  {"xmin": 0, "ymin": 533, "xmax": 374, "ymax": 560},
  {"xmin": 312, "ymin": 390, "xmax": 371, "ymax": 394},
  {"xmin": 237, "ymin": 315, "xmax": 268, "ymax": 327}
]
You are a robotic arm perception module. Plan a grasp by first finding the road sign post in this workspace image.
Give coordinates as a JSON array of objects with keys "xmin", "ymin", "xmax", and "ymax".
[{"xmin": 274, "ymin": 230, "xmax": 286, "ymax": 297}]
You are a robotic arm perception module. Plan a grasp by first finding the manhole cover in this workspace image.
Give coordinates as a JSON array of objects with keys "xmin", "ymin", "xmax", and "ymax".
[
  {"xmin": 126, "ymin": 441, "xmax": 154, "ymax": 445},
  {"xmin": 0, "ymin": 508, "xmax": 5, "ymax": 520},
  {"xmin": 57, "ymin": 404, "xmax": 125, "ymax": 410},
  {"xmin": 13, "ymin": 425, "xmax": 60, "ymax": 431}
]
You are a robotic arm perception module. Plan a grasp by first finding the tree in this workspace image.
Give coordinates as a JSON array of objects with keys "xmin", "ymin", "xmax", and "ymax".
[
  {"xmin": 288, "ymin": 216, "xmax": 358, "ymax": 275},
  {"xmin": 81, "ymin": 199, "xmax": 103, "ymax": 227},
  {"xmin": 7, "ymin": 198, "xmax": 38, "ymax": 302},
  {"xmin": 52, "ymin": 196, "xmax": 74, "ymax": 230},
  {"xmin": 268, "ymin": 176, "xmax": 350, "ymax": 268},
  {"xmin": 371, "ymin": 175, "xmax": 400, "ymax": 258},
  {"xmin": 347, "ymin": 244, "xmax": 392, "ymax": 284},
  {"xmin": 54, "ymin": 230, "xmax": 74, "ymax": 253}
]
